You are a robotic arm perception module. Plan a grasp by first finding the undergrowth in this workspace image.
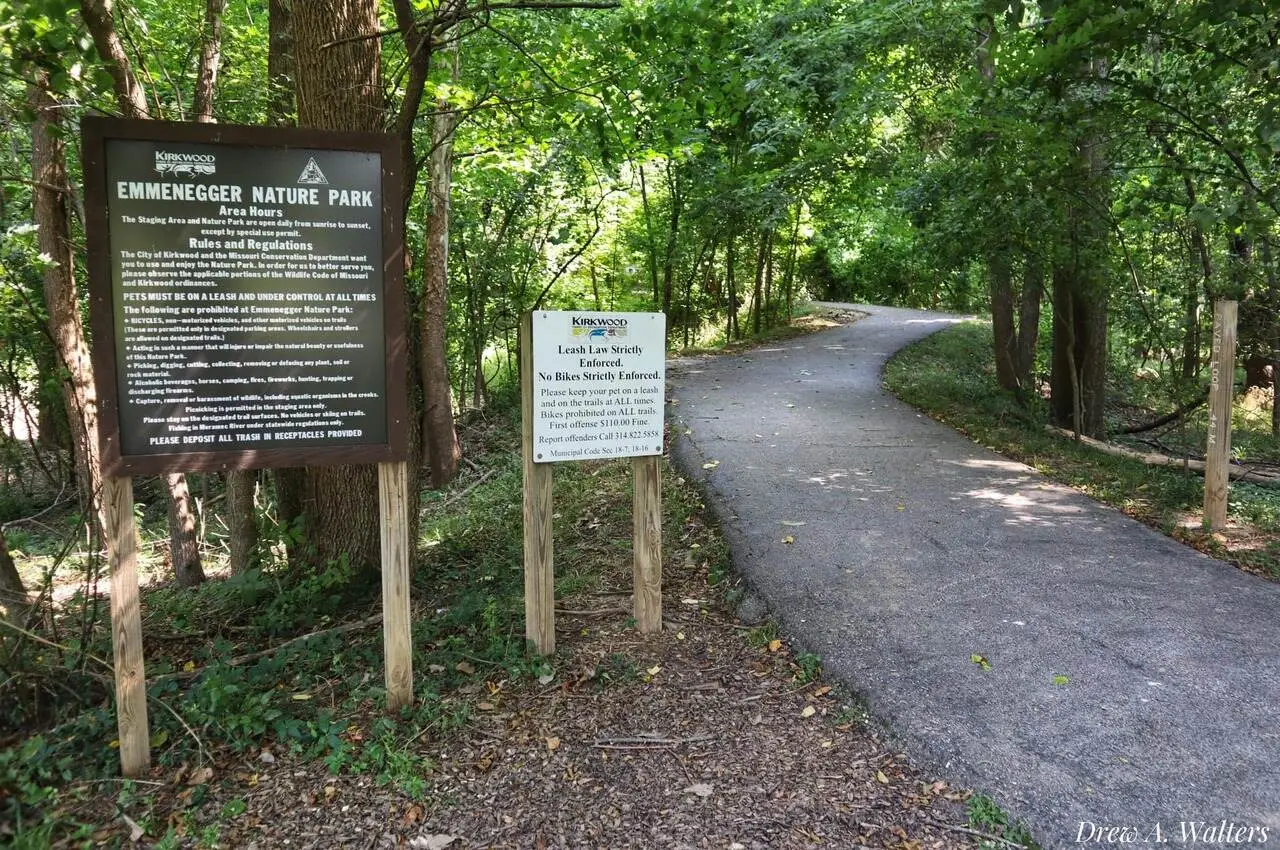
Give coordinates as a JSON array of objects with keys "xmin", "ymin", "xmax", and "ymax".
[
  {"xmin": 884, "ymin": 320, "xmax": 1280, "ymax": 578},
  {"xmin": 0, "ymin": 405, "xmax": 721, "ymax": 846}
]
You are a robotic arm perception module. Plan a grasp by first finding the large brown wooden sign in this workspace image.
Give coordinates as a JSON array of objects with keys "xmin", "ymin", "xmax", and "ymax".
[
  {"xmin": 83, "ymin": 117, "xmax": 408, "ymax": 475},
  {"xmin": 83, "ymin": 118, "xmax": 415, "ymax": 778}
]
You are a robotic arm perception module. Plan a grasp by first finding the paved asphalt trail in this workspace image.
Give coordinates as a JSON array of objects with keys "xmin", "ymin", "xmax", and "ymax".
[{"xmin": 667, "ymin": 304, "xmax": 1280, "ymax": 848}]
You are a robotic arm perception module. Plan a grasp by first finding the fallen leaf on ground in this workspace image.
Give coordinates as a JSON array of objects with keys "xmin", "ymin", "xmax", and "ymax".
[
  {"xmin": 1053, "ymin": 675, "xmax": 1070, "ymax": 686},
  {"xmin": 456, "ymin": 661, "xmax": 476, "ymax": 675},
  {"xmin": 410, "ymin": 836, "xmax": 460, "ymax": 850},
  {"xmin": 875, "ymin": 770, "xmax": 889, "ymax": 784},
  {"xmin": 121, "ymin": 813, "xmax": 144, "ymax": 842},
  {"xmin": 685, "ymin": 783, "xmax": 713, "ymax": 797},
  {"xmin": 767, "ymin": 639, "xmax": 783, "ymax": 652},
  {"xmin": 702, "ymin": 460, "xmax": 720, "ymax": 470},
  {"xmin": 546, "ymin": 736, "xmax": 560, "ymax": 751},
  {"xmin": 970, "ymin": 654, "xmax": 991, "ymax": 671},
  {"xmin": 801, "ymin": 705, "xmax": 816, "ymax": 718},
  {"xmin": 781, "ymin": 535, "xmax": 795, "ymax": 544},
  {"xmin": 187, "ymin": 766, "xmax": 214, "ymax": 786}
]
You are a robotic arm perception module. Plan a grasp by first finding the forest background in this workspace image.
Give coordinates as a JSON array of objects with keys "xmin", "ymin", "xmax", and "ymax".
[{"xmin": 1, "ymin": 0, "xmax": 1278, "ymax": 844}]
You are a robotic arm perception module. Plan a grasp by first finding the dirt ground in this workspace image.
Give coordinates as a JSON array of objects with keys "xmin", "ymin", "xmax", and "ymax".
[{"xmin": 54, "ymin": 307, "xmax": 993, "ymax": 849}]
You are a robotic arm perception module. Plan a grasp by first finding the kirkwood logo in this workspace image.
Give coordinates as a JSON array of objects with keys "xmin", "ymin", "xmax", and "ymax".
[
  {"xmin": 297, "ymin": 157, "xmax": 329, "ymax": 185},
  {"xmin": 570, "ymin": 315, "xmax": 628, "ymax": 340},
  {"xmin": 154, "ymin": 151, "xmax": 216, "ymax": 177}
]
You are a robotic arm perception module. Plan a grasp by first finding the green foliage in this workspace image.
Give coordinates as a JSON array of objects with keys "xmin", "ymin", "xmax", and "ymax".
[
  {"xmin": 794, "ymin": 651, "xmax": 822, "ymax": 683},
  {"xmin": 887, "ymin": 321, "xmax": 1280, "ymax": 576},
  {"xmin": 967, "ymin": 793, "xmax": 1040, "ymax": 849}
]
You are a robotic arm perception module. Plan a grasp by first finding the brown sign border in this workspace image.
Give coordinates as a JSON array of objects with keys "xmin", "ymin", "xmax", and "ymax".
[{"xmin": 82, "ymin": 116, "xmax": 408, "ymax": 476}]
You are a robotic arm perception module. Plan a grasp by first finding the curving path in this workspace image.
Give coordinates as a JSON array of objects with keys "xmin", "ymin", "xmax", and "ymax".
[{"xmin": 667, "ymin": 304, "xmax": 1280, "ymax": 848}]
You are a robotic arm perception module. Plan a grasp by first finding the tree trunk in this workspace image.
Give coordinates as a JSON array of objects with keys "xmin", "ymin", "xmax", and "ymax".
[
  {"xmin": 1050, "ymin": 265, "xmax": 1108, "ymax": 438},
  {"xmin": 660, "ymin": 161, "xmax": 680, "ymax": 334},
  {"xmin": 292, "ymin": 0, "xmax": 384, "ymax": 570},
  {"xmin": 638, "ymin": 163, "xmax": 661, "ymax": 309},
  {"xmin": 1048, "ymin": 52, "xmax": 1110, "ymax": 440},
  {"xmin": 763, "ymin": 234, "xmax": 775, "ymax": 328},
  {"xmin": 751, "ymin": 231, "xmax": 767, "ymax": 336},
  {"xmin": 267, "ymin": 0, "xmax": 295, "ymax": 123},
  {"xmin": 725, "ymin": 235, "xmax": 738, "ymax": 341},
  {"xmin": 420, "ymin": 36, "xmax": 462, "ymax": 489},
  {"xmin": 1262, "ymin": 235, "xmax": 1280, "ymax": 436},
  {"xmin": 166, "ymin": 473, "xmax": 205, "ymax": 586},
  {"xmin": 80, "ymin": 0, "xmax": 150, "ymax": 119},
  {"xmin": 191, "ymin": 0, "xmax": 255, "ymax": 577},
  {"xmin": 30, "ymin": 76, "xmax": 103, "ymax": 529},
  {"xmin": 783, "ymin": 210, "xmax": 801, "ymax": 321},
  {"xmin": 192, "ymin": 0, "xmax": 227, "ymax": 122},
  {"xmin": 1015, "ymin": 252, "xmax": 1044, "ymax": 394},
  {"xmin": 226, "ymin": 471, "xmax": 259, "ymax": 573},
  {"xmin": 1184, "ymin": 225, "xmax": 1208, "ymax": 379},
  {"xmin": 0, "ymin": 527, "xmax": 27, "ymax": 621},
  {"xmin": 989, "ymin": 250, "xmax": 1018, "ymax": 392}
]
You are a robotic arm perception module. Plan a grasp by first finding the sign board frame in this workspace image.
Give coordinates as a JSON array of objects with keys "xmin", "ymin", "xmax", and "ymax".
[
  {"xmin": 529, "ymin": 310, "xmax": 666, "ymax": 463},
  {"xmin": 83, "ymin": 118, "xmax": 415, "ymax": 778},
  {"xmin": 82, "ymin": 117, "xmax": 408, "ymax": 476},
  {"xmin": 519, "ymin": 311, "xmax": 665, "ymax": 654}
]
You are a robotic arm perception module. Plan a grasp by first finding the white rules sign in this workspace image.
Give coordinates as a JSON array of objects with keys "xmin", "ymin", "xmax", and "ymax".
[{"xmin": 531, "ymin": 311, "xmax": 665, "ymax": 462}]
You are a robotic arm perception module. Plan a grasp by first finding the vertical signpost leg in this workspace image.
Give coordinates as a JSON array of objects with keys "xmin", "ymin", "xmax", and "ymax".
[
  {"xmin": 105, "ymin": 475, "xmax": 149, "ymax": 777},
  {"xmin": 378, "ymin": 461, "xmax": 413, "ymax": 710},
  {"xmin": 521, "ymin": 313, "xmax": 555, "ymax": 654},
  {"xmin": 633, "ymin": 455, "xmax": 663, "ymax": 633},
  {"xmin": 1205, "ymin": 300, "xmax": 1237, "ymax": 530}
]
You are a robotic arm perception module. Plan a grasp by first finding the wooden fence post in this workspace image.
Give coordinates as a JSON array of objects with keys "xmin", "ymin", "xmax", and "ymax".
[
  {"xmin": 378, "ymin": 461, "xmax": 413, "ymax": 709},
  {"xmin": 521, "ymin": 313, "xmax": 555, "ymax": 654},
  {"xmin": 105, "ymin": 476, "xmax": 149, "ymax": 777},
  {"xmin": 1205, "ymin": 299, "xmax": 1237, "ymax": 530},
  {"xmin": 633, "ymin": 455, "xmax": 662, "ymax": 633}
]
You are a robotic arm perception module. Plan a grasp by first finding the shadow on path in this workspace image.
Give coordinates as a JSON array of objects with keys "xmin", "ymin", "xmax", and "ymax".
[{"xmin": 668, "ymin": 304, "xmax": 1280, "ymax": 848}]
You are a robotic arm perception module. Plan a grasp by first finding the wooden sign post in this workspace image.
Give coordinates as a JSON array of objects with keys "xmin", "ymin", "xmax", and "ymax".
[
  {"xmin": 1204, "ymin": 300, "xmax": 1237, "ymax": 530},
  {"xmin": 83, "ymin": 118, "xmax": 412, "ymax": 773},
  {"xmin": 520, "ymin": 311, "xmax": 667, "ymax": 655},
  {"xmin": 105, "ymin": 476, "xmax": 150, "ymax": 776},
  {"xmin": 520, "ymin": 311, "xmax": 556, "ymax": 654}
]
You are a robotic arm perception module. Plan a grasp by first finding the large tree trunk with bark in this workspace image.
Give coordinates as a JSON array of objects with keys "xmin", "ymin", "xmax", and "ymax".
[
  {"xmin": 1048, "ymin": 51, "xmax": 1110, "ymax": 440},
  {"xmin": 292, "ymin": 0, "xmax": 385, "ymax": 570},
  {"xmin": 1050, "ymin": 264, "xmax": 1108, "ymax": 438},
  {"xmin": 31, "ymin": 76, "xmax": 103, "ymax": 527}
]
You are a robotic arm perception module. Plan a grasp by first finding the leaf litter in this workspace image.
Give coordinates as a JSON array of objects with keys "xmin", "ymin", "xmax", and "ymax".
[{"xmin": 63, "ymin": 442, "xmax": 980, "ymax": 849}]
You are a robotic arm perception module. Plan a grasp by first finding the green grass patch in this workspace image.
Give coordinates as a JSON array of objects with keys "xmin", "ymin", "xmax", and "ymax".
[{"xmin": 884, "ymin": 321, "xmax": 1280, "ymax": 578}]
